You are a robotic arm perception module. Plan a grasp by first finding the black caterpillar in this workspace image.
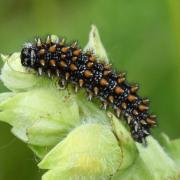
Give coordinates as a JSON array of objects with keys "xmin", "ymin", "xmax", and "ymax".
[{"xmin": 20, "ymin": 35, "xmax": 157, "ymax": 144}]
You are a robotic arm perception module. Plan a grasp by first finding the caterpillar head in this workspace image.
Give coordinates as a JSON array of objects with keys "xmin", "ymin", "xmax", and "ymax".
[{"xmin": 21, "ymin": 43, "xmax": 36, "ymax": 67}]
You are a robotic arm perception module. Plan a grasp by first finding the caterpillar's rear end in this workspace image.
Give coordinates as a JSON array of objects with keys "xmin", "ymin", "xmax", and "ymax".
[{"xmin": 21, "ymin": 35, "xmax": 157, "ymax": 144}]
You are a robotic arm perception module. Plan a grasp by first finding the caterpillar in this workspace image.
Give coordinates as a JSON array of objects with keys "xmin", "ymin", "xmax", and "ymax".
[{"xmin": 20, "ymin": 35, "xmax": 157, "ymax": 144}]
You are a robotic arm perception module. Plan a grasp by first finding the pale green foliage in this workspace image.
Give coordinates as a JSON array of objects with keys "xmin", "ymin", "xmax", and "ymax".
[
  {"xmin": 84, "ymin": 25, "xmax": 109, "ymax": 64},
  {"xmin": 39, "ymin": 123, "xmax": 121, "ymax": 180},
  {"xmin": 1, "ymin": 53, "xmax": 37, "ymax": 92},
  {"xmin": 0, "ymin": 26, "xmax": 180, "ymax": 180}
]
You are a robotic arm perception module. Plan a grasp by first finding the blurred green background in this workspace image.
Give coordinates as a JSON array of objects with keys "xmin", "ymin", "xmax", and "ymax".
[{"xmin": 0, "ymin": 0, "xmax": 179, "ymax": 179}]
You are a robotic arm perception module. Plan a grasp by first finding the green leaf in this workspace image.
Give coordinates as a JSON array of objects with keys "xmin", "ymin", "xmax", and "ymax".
[
  {"xmin": 39, "ymin": 123, "xmax": 122, "ymax": 180},
  {"xmin": 0, "ymin": 86, "xmax": 80, "ymax": 149},
  {"xmin": 108, "ymin": 112, "xmax": 139, "ymax": 171},
  {"xmin": 84, "ymin": 25, "xmax": 109, "ymax": 63},
  {"xmin": 113, "ymin": 137, "xmax": 180, "ymax": 180},
  {"xmin": 159, "ymin": 133, "xmax": 180, "ymax": 167}
]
